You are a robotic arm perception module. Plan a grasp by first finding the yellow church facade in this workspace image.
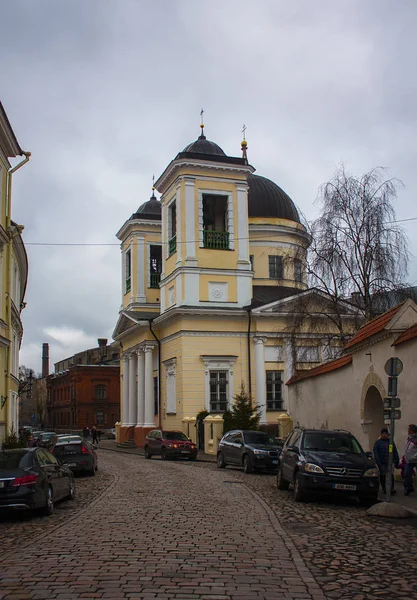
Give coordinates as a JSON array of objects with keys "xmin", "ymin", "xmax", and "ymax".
[{"xmin": 113, "ymin": 125, "xmax": 359, "ymax": 451}]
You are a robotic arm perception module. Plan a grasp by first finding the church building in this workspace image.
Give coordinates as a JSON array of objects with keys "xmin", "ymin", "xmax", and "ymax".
[{"xmin": 113, "ymin": 122, "xmax": 359, "ymax": 450}]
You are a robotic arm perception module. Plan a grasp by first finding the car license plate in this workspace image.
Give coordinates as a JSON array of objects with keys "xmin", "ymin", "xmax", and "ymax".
[
  {"xmin": 0, "ymin": 481, "xmax": 4, "ymax": 488},
  {"xmin": 181, "ymin": 450, "xmax": 190, "ymax": 454},
  {"xmin": 334, "ymin": 484, "xmax": 356, "ymax": 490},
  {"xmin": 68, "ymin": 463, "xmax": 77, "ymax": 467}
]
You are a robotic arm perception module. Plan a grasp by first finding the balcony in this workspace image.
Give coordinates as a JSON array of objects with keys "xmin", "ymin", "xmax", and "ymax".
[
  {"xmin": 125, "ymin": 277, "xmax": 131, "ymax": 294},
  {"xmin": 150, "ymin": 272, "xmax": 161, "ymax": 288},
  {"xmin": 203, "ymin": 230, "xmax": 229, "ymax": 250},
  {"xmin": 169, "ymin": 235, "xmax": 177, "ymax": 256}
]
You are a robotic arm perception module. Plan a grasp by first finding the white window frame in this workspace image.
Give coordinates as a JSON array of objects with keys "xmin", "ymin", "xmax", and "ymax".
[
  {"xmin": 201, "ymin": 355, "xmax": 237, "ymax": 413},
  {"xmin": 164, "ymin": 358, "xmax": 177, "ymax": 414},
  {"xmin": 166, "ymin": 196, "xmax": 177, "ymax": 259},
  {"xmin": 198, "ymin": 190, "xmax": 234, "ymax": 250},
  {"xmin": 266, "ymin": 370, "xmax": 284, "ymax": 411}
]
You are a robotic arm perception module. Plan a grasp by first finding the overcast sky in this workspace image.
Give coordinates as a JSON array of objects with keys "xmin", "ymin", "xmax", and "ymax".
[{"xmin": 2, "ymin": 0, "xmax": 416, "ymax": 374}]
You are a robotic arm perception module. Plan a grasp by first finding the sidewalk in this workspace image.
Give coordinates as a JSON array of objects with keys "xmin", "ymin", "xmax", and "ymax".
[{"xmin": 97, "ymin": 439, "xmax": 417, "ymax": 515}]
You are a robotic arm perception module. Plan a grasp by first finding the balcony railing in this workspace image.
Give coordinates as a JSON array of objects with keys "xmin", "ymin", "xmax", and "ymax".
[
  {"xmin": 169, "ymin": 235, "xmax": 177, "ymax": 256},
  {"xmin": 203, "ymin": 230, "xmax": 229, "ymax": 250},
  {"xmin": 150, "ymin": 272, "xmax": 161, "ymax": 288},
  {"xmin": 125, "ymin": 277, "xmax": 131, "ymax": 294}
]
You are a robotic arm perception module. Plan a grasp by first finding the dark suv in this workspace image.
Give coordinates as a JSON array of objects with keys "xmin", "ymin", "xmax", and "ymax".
[
  {"xmin": 217, "ymin": 430, "xmax": 282, "ymax": 474},
  {"xmin": 277, "ymin": 428, "xmax": 379, "ymax": 504},
  {"xmin": 144, "ymin": 430, "xmax": 198, "ymax": 460}
]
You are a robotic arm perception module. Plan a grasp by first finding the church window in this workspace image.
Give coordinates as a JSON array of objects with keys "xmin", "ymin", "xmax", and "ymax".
[
  {"xmin": 202, "ymin": 194, "xmax": 229, "ymax": 250},
  {"xmin": 266, "ymin": 371, "xmax": 284, "ymax": 411},
  {"xmin": 149, "ymin": 245, "xmax": 162, "ymax": 288},
  {"xmin": 125, "ymin": 249, "xmax": 131, "ymax": 294},
  {"xmin": 294, "ymin": 259, "xmax": 302, "ymax": 283},
  {"xmin": 209, "ymin": 370, "xmax": 228, "ymax": 413},
  {"xmin": 269, "ymin": 255, "xmax": 283, "ymax": 279},
  {"xmin": 95, "ymin": 384, "xmax": 106, "ymax": 399},
  {"xmin": 296, "ymin": 346, "xmax": 319, "ymax": 362},
  {"xmin": 168, "ymin": 201, "xmax": 177, "ymax": 256}
]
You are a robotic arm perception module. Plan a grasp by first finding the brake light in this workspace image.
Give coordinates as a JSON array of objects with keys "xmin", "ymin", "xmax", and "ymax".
[
  {"xmin": 13, "ymin": 474, "xmax": 38, "ymax": 486},
  {"xmin": 81, "ymin": 444, "xmax": 91, "ymax": 454}
]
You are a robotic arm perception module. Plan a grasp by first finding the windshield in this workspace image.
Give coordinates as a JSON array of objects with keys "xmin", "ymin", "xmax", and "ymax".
[
  {"xmin": 0, "ymin": 451, "xmax": 32, "ymax": 469},
  {"xmin": 41, "ymin": 433, "xmax": 56, "ymax": 440},
  {"xmin": 243, "ymin": 432, "xmax": 278, "ymax": 446},
  {"xmin": 163, "ymin": 432, "xmax": 189, "ymax": 441},
  {"xmin": 303, "ymin": 433, "xmax": 363, "ymax": 454}
]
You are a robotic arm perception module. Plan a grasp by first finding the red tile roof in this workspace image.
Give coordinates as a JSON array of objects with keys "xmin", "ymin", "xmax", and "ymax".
[
  {"xmin": 392, "ymin": 323, "xmax": 417, "ymax": 346},
  {"xmin": 344, "ymin": 303, "xmax": 404, "ymax": 350},
  {"xmin": 286, "ymin": 354, "xmax": 352, "ymax": 385}
]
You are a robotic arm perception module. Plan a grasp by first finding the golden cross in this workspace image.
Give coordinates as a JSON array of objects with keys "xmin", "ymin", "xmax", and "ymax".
[
  {"xmin": 242, "ymin": 123, "xmax": 247, "ymax": 141},
  {"xmin": 200, "ymin": 108, "xmax": 204, "ymax": 127}
]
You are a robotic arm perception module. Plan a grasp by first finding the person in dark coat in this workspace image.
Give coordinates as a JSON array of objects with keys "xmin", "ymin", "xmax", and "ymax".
[
  {"xmin": 82, "ymin": 426, "xmax": 89, "ymax": 440},
  {"xmin": 91, "ymin": 426, "xmax": 98, "ymax": 444},
  {"xmin": 373, "ymin": 428, "xmax": 399, "ymax": 495}
]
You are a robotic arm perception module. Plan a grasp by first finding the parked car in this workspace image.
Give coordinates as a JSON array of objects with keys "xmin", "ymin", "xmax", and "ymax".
[
  {"xmin": 37, "ymin": 432, "xmax": 57, "ymax": 449},
  {"xmin": 217, "ymin": 430, "xmax": 282, "ymax": 474},
  {"xmin": 51, "ymin": 440, "xmax": 98, "ymax": 476},
  {"xmin": 277, "ymin": 427, "xmax": 379, "ymax": 504},
  {"xmin": 0, "ymin": 447, "xmax": 75, "ymax": 515},
  {"xmin": 55, "ymin": 435, "xmax": 83, "ymax": 444},
  {"xmin": 144, "ymin": 430, "xmax": 198, "ymax": 460},
  {"xmin": 106, "ymin": 428, "xmax": 116, "ymax": 439}
]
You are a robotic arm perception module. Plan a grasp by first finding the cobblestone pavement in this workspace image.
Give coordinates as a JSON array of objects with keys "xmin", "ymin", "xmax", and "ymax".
[{"xmin": 0, "ymin": 451, "xmax": 416, "ymax": 600}]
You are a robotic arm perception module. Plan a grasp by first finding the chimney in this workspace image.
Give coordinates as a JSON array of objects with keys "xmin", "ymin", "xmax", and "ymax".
[
  {"xmin": 42, "ymin": 343, "xmax": 49, "ymax": 378},
  {"xmin": 97, "ymin": 338, "xmax": 107, "ymax": 348}
]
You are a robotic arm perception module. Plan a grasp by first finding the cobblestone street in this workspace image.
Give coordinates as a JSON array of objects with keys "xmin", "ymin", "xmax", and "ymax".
[{"xmin": 1, "ymin": 449, "xmax": 416, "ymax": 600}]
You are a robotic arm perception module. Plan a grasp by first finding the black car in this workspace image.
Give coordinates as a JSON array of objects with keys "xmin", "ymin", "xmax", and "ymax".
[
  {"xmin": 217, "ymin": 430, "xmax": 282, "ymax": 474},
  {"xmin": 52, "ymin": 440, "xmax": 98, "ymax": 475},
  {"xmin": 277, "ymin": 427, "xmax": 379, "ymax": 504},
  {"xmin": 0, "ymin": 447, "xmax": 75, "ymax": 515}
]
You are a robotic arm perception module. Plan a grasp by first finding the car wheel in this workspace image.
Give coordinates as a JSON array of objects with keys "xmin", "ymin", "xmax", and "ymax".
[
  {"xmin": 293, "ymin": 472, "xmax": 305, "ymax": 502},
  {"xmin": 243, "ymin": 454, "xmax": 254, "ymax": 474},
  {"xmin": 89, "ymin": 466, "xmax": 96, "ymax": 476},
  {"xmin": 144, "ymin": 446, "xmax": 152, "ymax": 459},
  {"xmin": 43, "ymin": 485, "xmax": 54, "ymax": 516},
  {"xmin": 217, "ymin": 452, "xmax": 226, "ymax": 469},
  {"xmin": 161, "ymin": 448, "xmax": 169, "ymax": 460},
  {"xmin": 68, "ymin": 476, "xmax": 76, "ymax": 501},
  {"xmin": 277, "ymin": 464, "xmax": 290, "ymax": 490}
]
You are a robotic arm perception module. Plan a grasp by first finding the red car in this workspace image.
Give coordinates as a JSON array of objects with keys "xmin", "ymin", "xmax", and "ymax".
[{"xmin": 144, "ymin": 430, "xmax": 198, "ymax": 461}]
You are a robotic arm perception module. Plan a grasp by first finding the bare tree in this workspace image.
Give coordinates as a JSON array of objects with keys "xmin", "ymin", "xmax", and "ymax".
[{"xmin": 309, "ymin": 165, "xmax": 409, "ymax": 319}]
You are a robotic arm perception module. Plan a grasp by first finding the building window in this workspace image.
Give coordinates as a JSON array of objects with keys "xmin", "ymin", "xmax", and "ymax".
[
  {"xmin": 209, "ymin": 370, "xmax": 228, "ymax": 413},
  {"xmin": 294, "ymin": 259, "xmax": 302, "ymax": 283},
  {"xmin": 96, "ymin": 411, "xmax": 104, "ymax": 425},
  {"xmin": 125, "ymin": 248, "xmax": 131, "ymax": 294},
  {"xmin": 168, "ymin": 201, "xmax": 177, "ymax": 256},
  {"xmin": 149, "ymin": 245, "xmax": 162, "ymax": 288},
  {"xmin": 249, "ymin": 255, "xmax": 254, "ymax": 271},
  {"xmin": 296, "ymin": 346, "xmax": 320, "ymax": 362},
  {"xmin": 266, "ymin": 371, "xmax": 284, "ymax": 411},
  {"xmin": 202, "ymin": 194, "xmax": 229, "ymax": 250},
  {"xmin": 269, "ymin": 255, "xmax": 283, "ymax": 279},
  {"xmin": 95, "ymin": 385, "xmax": 106, "ymax": 399}
]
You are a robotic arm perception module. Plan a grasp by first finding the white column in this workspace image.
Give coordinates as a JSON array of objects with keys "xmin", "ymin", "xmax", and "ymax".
[
  {"xmin": 136, "ymin": 349, "xmax": 145, "ymax": 426},
  {"xmin": 254, "ymin": 337, "xmax": 267, "ymax": 424},
  {"xmin": 176, "ymin": 186, "xmax": 182, "ymax": 264},
  {"xmin": 143, "ymin": 346, "xmax": 155, "ymax": 427},
  {"xmin": 184, "ymin": 178, "xmax": 197, "ymax": 265},
  {"xmin": 122, "ymin": 355, "xmax": 130, "ymax": 425},
  {"xmin": 236, "ymin": 184, "xmax": 250, "ymax": 266},
  {"xmin": 128, "ymin": 353, "xmax": 137, "ymax": 426},
  {"xmin": 136, "ymin": 234, "xmax": 146, "ymax": 303}
]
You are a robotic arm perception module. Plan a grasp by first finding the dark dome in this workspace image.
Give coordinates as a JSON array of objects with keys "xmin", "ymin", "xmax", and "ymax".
[
  {"xmin": 133, "ymin": 194, "xmax": 161, "ymax": 220},
  {"xmin": 247, "ymin": 174, "xmax": 300, "ymax": 222},
  {"xmin": 181, "ymin": 134, "xmax": 226, "ymax": 157}
]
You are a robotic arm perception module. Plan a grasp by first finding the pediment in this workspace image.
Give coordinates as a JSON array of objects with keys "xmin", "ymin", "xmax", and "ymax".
[
  {"xmin": 112, "ymin": 310, "xmax": 157, "ymax": 340},
  {"xmin": 252, "ymin": 288, "xmax": 362, "ymax": 318},
  {"xmin": 386, "ymin": 298, "xmax": 417, "ymax": 331}
]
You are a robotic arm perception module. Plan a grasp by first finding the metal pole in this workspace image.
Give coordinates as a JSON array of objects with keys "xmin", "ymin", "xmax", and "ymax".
[{"xmin": 386, "ymin": 409, "xmax": 395, "ymax": 502}]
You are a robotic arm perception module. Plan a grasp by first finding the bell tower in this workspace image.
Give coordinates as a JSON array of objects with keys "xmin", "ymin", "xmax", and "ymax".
[{"xmin": 155, "ymin": 123, "xmax": 255, "ymax": 312}]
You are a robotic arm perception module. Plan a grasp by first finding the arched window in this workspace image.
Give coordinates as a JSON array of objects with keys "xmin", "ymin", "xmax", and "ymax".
[
  {"xmin": 95, "ymin": 385, "xmax": 106, "ymax": 399},
  {"xmin": 96, "ymin": 411, "xmax": 104, "ymax": 425}
]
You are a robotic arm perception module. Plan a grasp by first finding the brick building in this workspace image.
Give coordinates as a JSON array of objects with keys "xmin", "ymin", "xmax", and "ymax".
[{"xmin": 46, "ymin": 339, "xmax": 120, "ymax": 431}]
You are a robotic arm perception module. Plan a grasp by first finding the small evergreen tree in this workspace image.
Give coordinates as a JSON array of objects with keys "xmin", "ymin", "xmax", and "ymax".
[
  {"xmin": 230, "ymin": 383, "xmax": 261, "ymax": 430},
  {"xmin": 2, "ymin": 428, "xmax": 25, "ymax": 450},
  {"xmin": 222, "ymin": 409, "xmax": 233, "ymax": 434}
]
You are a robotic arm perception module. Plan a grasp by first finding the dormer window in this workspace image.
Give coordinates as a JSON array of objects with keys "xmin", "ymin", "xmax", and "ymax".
[
  {"xmin": 202, "ymin": 194, "xmax": 229, "ymax": 250},
  {"xmin": 149, "ymin": 245, "xmax": 162, "ymax": 288},
  {"xmin": 168, "ymin": 201, "xmax": 177, "ymax": 256}
]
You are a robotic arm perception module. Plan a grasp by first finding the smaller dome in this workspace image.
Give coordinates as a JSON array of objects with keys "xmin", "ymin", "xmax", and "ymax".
[
  {"xmin": 181, "ymin": 134, "xmax": 226, "ymax": 157},
  {"xmin": 247, "ymin": 174, "xmax": 300, "ymax": 222},
  {"xmin": 134, "ymin": 194, "xmax": 161, "ymax": 220}
]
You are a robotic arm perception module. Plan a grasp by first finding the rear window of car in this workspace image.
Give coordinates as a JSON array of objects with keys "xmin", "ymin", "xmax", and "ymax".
[
  {"xmin": 163, "ymin": 432, "xmax": 188, "ymax": 441},
  {"xmin": 0, "ymin": 451, "xmax": 32, "ymax": 469},
  {"xmin": 53, "ymin": 443, "xmax": 82, "ymax": 455}
]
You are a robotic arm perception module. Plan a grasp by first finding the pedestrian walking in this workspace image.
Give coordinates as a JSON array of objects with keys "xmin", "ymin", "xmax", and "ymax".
[
  {"xmin": 91, "ymin": 426, "xmax": 98, "ymax": 444},
  {"xmin": 373, "ymin": 428, "xmax": 399, "ymax": 495},
  {"xmin": 403, "ymin": 424, "xmax": 417, "ymax": 496},
  {"xmin": 97, "ymin": 429, "xmax": 102, "ymax": 442},
  {"xmin": 82, "ymin": 426, "xmax": 89, "ymax": 440}
]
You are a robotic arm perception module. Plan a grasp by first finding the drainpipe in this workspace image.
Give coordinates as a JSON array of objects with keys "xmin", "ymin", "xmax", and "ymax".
[
  {"xmin": 246, "ymin": 306, "xmax": 252, "ymax": 397},
  {"xmin": 5, "ymin": 152, "xmax": 31, "ymax": 432},
  {"xmin": 149, "ymin": 320, "xmax": 161, "ymax": 428}
]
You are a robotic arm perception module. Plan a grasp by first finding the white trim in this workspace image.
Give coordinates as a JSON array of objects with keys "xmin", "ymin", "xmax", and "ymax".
[
  {"xmin": 198, "ymin": 189, "xmax": 233, "ymax": 250},
  {"xmin": 163, "ymin": 358, "xmax": 177, "ymax": 414},
  {"xmin": 135, "ymin": 234, "xmax": 146, "ymax": 302},
  {"xmin": 184, "ymin": 178, "xmax": 196, "ymax": 264},
  {"xmin": 166, "ymin": 194, "xmax": 177, "ymax": 260},
  {"xmin": 200, "ymin": 355, "xmax": 237, "ymax": 413},
  {"xmin": 147, "ymin": 241, "xmax": 162, "ymax": 289},
  {"xmin": 208, "ymin": 282, "xmax": 228, "ymax": 303}
]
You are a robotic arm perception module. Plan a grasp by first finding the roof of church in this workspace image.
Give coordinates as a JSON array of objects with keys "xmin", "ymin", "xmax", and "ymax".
[
  {"xmin": 132, "ymin": 194, "xmax": 162, "ymax": 220},
  {"xmin": 286, "ymin": 354, "xmax": 353, "ymax": 385},
  {"xmin": 181, "ymin": 133, "xmax": 226, "ymax": 157},
  {"xmin": 344, "ymin": 303, "xmax": 405, "ymax": 350},
  {"xmin": 247, "ymin": 174, "xmax": 300, "ymax": 222},
  {"xmin": 392, "ymin": 323, "xmax": 417, "ymax": 346},
  {"xmin": 250, "ymin": 285, "xmax": 303, "ymax": 308}
]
